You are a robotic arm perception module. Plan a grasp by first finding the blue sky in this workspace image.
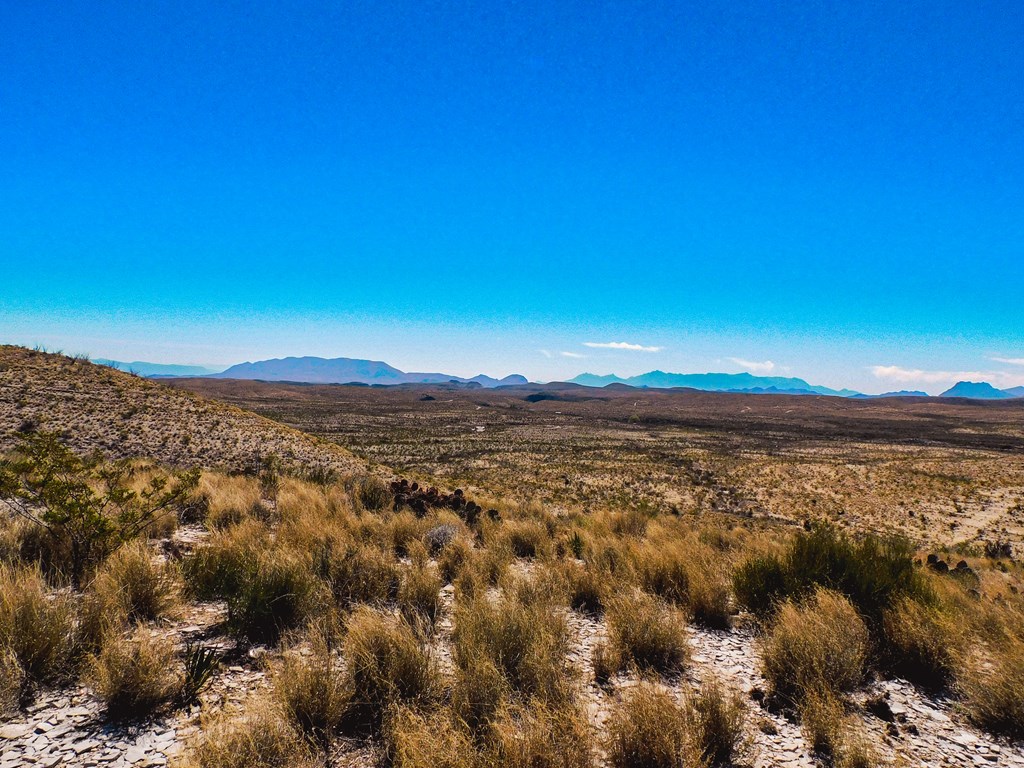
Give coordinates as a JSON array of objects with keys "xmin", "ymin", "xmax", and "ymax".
[{"xmin": 2, "ymin": 1, "xmax": 1022, "ymax": 393}]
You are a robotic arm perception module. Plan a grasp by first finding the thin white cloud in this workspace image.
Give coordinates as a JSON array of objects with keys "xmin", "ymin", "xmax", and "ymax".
[
  {"xmin": 870, "ymin": 365, "xmax": 1024, "ymax": 389},
  {"xmin": 727, "ymin": 357, "xmax": 776, "ymax": 374},
  {"xmin": 583, "ymin": 341, "xmax": 662, "ymax": 352},
  {"xmin": 539, "ymin": 349, "xmax": 553, "ymax": 358},
  {"xmin": 991, "ymin": 357, "xmax": 1024, "ymax": 366},
  {"xmin": 560, "ymin": 351, "xmax": 587, "ymax": 358}
]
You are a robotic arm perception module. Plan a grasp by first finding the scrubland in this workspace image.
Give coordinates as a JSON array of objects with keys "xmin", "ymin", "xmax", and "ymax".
[{"xmin": 1, "ymin": 349, "xmax": 1024, "ymax": 767}]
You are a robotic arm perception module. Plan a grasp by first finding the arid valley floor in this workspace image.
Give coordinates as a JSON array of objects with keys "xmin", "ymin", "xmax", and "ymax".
[{"xmin": 1, "ymin": 346, "xmax": 1023, "ymax": 768}]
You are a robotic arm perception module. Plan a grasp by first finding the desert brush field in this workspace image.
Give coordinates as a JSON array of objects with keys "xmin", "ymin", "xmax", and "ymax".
[{"xmin": 1, "ymin": 348, "xmax": 1023, "ymax": 768}]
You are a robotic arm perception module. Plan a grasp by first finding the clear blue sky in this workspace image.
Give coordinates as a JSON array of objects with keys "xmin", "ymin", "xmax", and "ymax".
[{"xmin": 2, "ymin": 1, "xmax": 1022, "ymax": 393}]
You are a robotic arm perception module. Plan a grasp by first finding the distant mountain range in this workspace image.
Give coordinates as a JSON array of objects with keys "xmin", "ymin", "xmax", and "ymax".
[
  {"xmin": 568, "ymin": 371, "xmax": 860, "ymax": 397},
  {"xmin": 95, "ymin": 359, "xmax": 220, "ymax": 377},
  {"xmin": 206, "ymin": 356, "xmax": 528, "ymax": 388},
  {"xmin": 97, "ymin": 357, "xmax": 1024, "ymax": 399}
]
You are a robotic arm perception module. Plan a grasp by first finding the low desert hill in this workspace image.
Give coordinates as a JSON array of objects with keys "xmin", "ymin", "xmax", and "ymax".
[{"xmin": 0, "ymin": 346, "xmax": 363, "ymax": 473}]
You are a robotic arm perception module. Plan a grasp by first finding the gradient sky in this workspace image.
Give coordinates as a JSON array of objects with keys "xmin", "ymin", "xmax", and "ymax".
[{"xmin": 2, "ymin": 1, "xmax": 1022, "ymax": 393}]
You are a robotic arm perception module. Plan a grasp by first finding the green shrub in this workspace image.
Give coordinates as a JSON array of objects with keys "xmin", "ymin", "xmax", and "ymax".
[{"xmin": 734, "ymin": 523, "xmax": 921, "ymax": 623}]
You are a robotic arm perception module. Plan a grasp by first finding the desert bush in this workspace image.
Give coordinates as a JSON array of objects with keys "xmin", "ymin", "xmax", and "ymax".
[
  {"xmin": 88, "ymin": 540, "xmax": 179, "ymax": 626},
  {"xmin": 606, "ymin": 592, "xmax": 689, "ymax": 675},
  {"xmin": 343, "ymin": 607, "xmax": 435, "ymax": 730},
  {"xmin": 0, "ymin": 563, "xmax": 78, "ymax": 683},
  {"xmin": 399, "ymin": 564, "xmax": 443, "ymax": 630},
  {"xmin": 734, "ymin": 524, "xmax": 921, "ymax": 624},
  {"xmin": 273, "ymin": 626, "xmax": 349, "ymax": 743},
  {"xmin": 88, "ymin": 627, "xmax": 181, "ymax": 719},
  {"xmin": 761, "ymin": 588, "xmax": 868, "ymax": 702},
  {"xmin": 959, "ymin": 636, "xmax": 1024, "ymax": 737},
  {"xmin": 485, "ymin": 699, "xmax": 593, "ymax": 768},
  {"xmin": 606, "ymin": 682, "xmax": 699, "ymax": 768},
  {"xmin": 688, "ymin": 676, "xmax": 748, "ymax": 766},
  {"xmin": 453, "ymin": 593, "xmax": 571, "ymax": 703},
  {"xmin": 0, "ymin": 647, "xmax": 24, "ymax": 714},
  {"xmin": 0, "ymin": 432, "xmax": 198, "ymax": 586},
  {"xmin": 184, "ymin": 701, "xmax": 316, "ymax": 768},
  {"xmin": 424, "ymin": 522, "xmax": 461, "ymax": 555}
]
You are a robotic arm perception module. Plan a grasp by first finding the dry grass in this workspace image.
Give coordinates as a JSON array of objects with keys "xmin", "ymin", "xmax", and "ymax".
[
  {"xmin": 959, "ymin": 636, "xmax": 1024, "ymax": 737},
  {"xmin": 453, "ymin": 590, "xmax": 572, "ymax": 703},
  {"xmin": 272, "ymin": 624, "xmax": 349, "ymax": 743},
  {"xmin": 761, "ymin": 588, "xmax": 868, "ymax": 702},
  {"xmin": 399, "ymin": 563, "xmax": 444, "ymax": 630},
  {"xmin": 384, "ymin": 707, "xmax": 476, "ymax": 768},
  {"xmin": 606, "ymin": 591, "xmax": 689, "ymax": 675},
  {"xmin": 688, "ymin": 675, "xmax": 749, "ymax": 766},
  {"xmin": 483, "ymin": 699, "xmax": 593, "ymax": 768},
  {"xmin": 342, "ymin": 607, "xmax": 436, "ymax": 730},
  {"xmin": 182, "ymin": 700, "xmax": 317, "ymax": 768},
  {"xmin": 85, "ymin": 540, "xmax": 179, "ymax": 633},
  {"xmin": 0, "ymin": 563, "xmax": 78, "ymax": 683},
  {"xmin": 0, "ymin": 646, "xmax": 24, "ymax": 714},
  {"xmin": 88, "ymin": 626, "xmax": 180, "ymax": 719},
  {"xmin": 606, "ymin": 682, "xmax": 700, "ymax": 768}
]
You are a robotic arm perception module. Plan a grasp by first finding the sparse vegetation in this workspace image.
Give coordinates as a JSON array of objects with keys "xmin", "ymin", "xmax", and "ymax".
[{"xmin": 2, "ymin": 347, "xmax": 1024, "ymax": 767}]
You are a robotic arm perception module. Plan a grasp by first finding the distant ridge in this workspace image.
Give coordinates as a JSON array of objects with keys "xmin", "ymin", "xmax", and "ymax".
[
  {"xmin": 97, "ymin": 359, "xmax": 220, "ymax": 377},
  {"xmin": 940, "ymin": 381, "xmax": 1013, "ymax": 400},
  {"xmin": 206, "ymin": 356, "xmax": 528, "ymax": 388},
  {"xmin": 568, "ymin": 370, "xmax": 859, "ymax": 397}
]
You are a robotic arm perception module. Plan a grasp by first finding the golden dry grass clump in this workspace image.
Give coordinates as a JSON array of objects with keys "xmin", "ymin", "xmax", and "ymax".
[{"xmin": 761, "ymin": 587, "xmax": 868, "ymax": 701}]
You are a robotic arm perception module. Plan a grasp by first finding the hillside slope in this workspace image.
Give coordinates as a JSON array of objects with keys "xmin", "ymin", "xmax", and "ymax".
[{"xmin": 0, "ymin": 346, "xmax": 363, "ymax": 473}]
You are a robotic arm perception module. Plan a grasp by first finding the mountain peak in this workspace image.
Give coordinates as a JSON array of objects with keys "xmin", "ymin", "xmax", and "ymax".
[{"xmin": 940, "ymin": 381, "xmax": 1013, "ymax": 400}]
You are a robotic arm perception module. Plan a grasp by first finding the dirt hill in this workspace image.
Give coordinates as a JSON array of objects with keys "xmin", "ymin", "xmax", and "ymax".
[{"xmin": 0, "ymin": 346, "xmax": 363, "ymax": 474}]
